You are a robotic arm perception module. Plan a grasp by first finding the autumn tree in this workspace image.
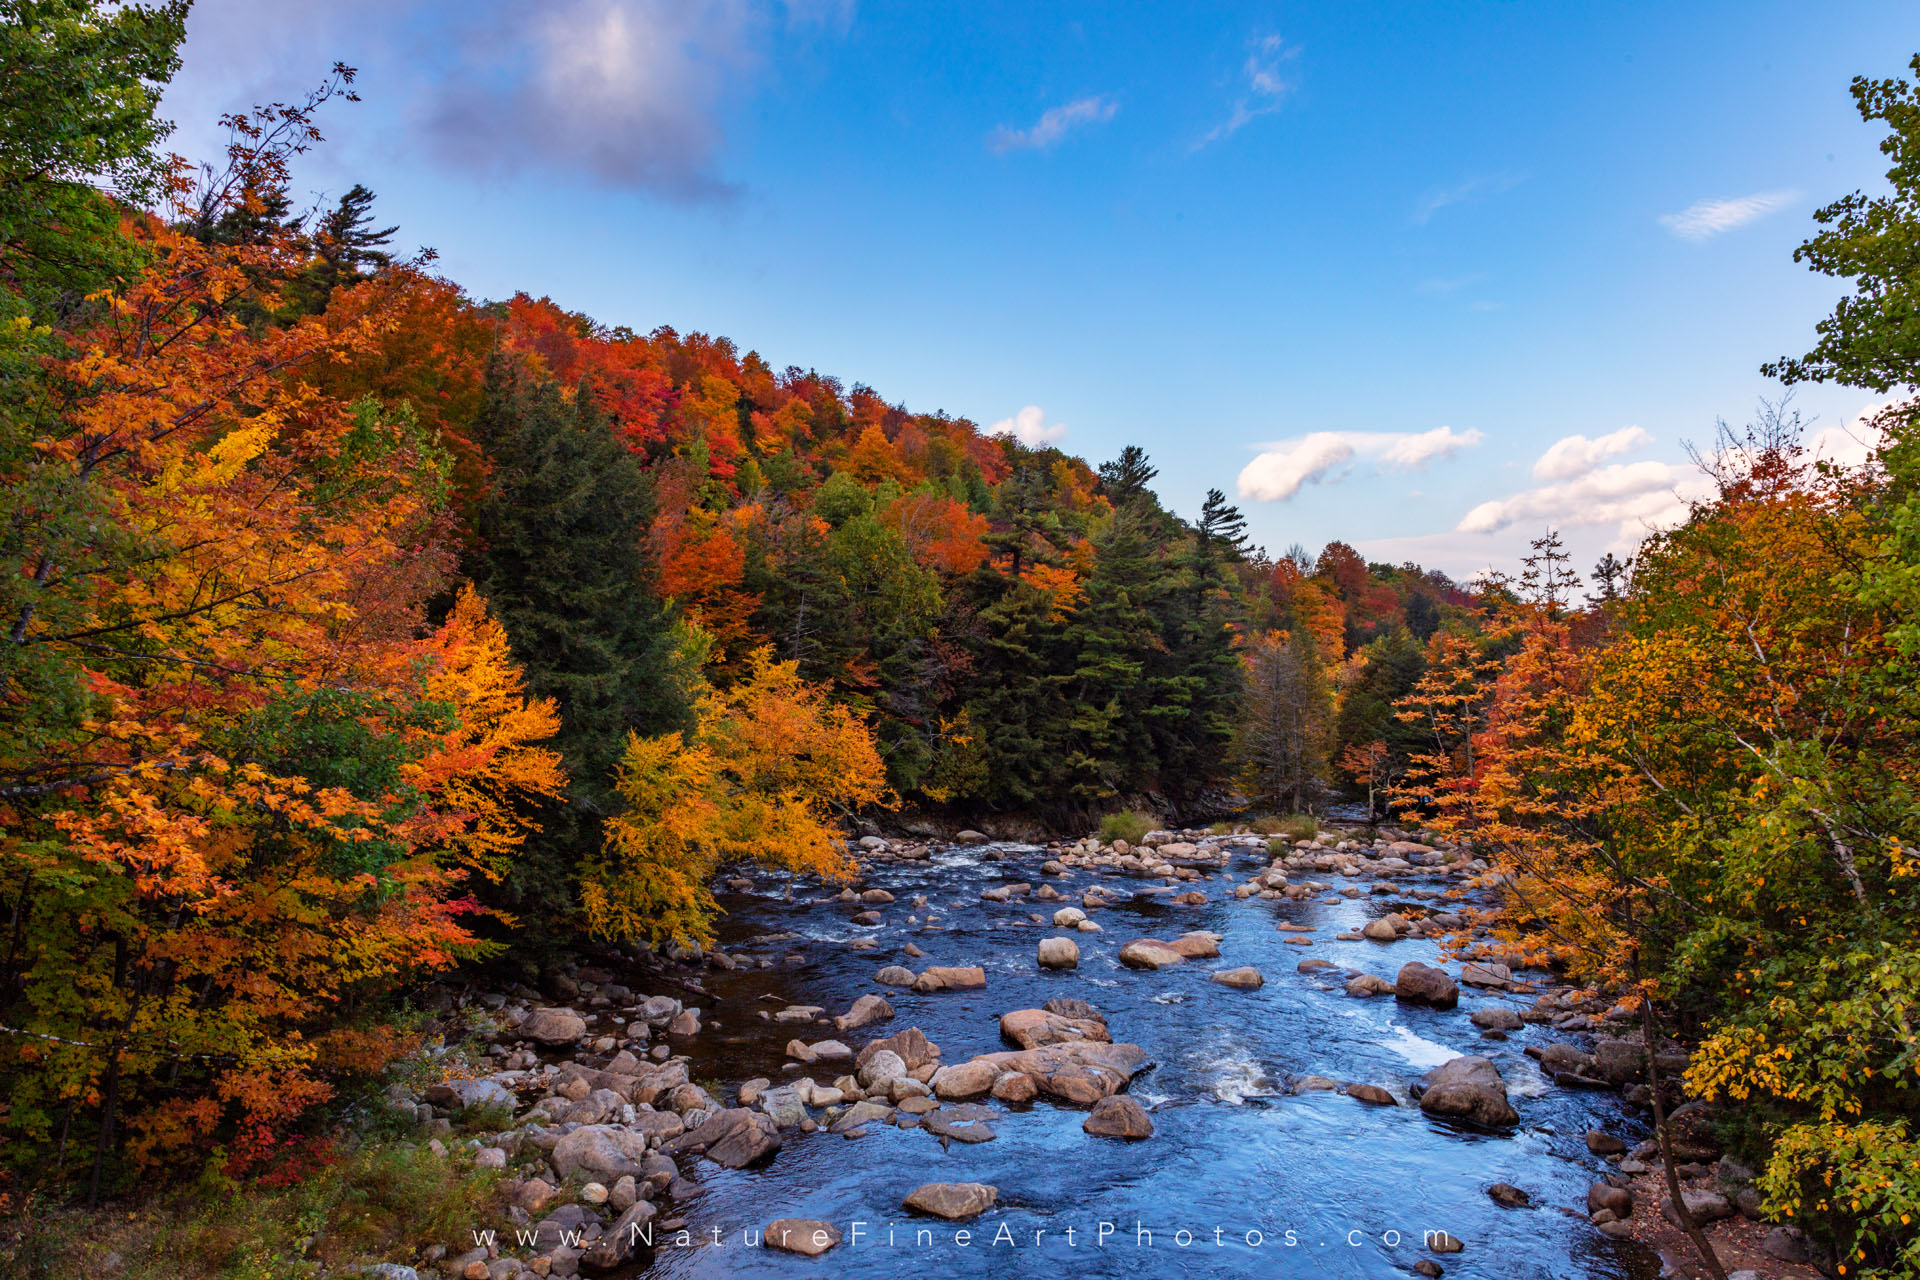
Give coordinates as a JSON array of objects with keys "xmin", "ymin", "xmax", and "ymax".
[{"xmin": 582, "ymin": 651, "xmax": 890, "ymax": 946}]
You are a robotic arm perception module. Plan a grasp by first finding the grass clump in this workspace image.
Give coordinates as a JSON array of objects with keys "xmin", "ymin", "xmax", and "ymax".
[
  {"xmin": 1097, "ymin": 810, "xmax": 1155, "ymax": 845},
  {"xmin": 1253, "ymin": 813, "xmax": 1318, "ymax": 841}
]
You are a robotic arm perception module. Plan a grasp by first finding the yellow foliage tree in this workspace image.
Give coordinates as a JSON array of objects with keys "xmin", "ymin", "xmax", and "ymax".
[{"xmin": 583, "ymin": 649, "xmax": 891, "ymax": 945}]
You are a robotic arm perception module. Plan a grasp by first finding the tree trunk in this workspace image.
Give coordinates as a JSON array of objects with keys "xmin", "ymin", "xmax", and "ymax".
[{"xmin": 1640, "ymin": 990, "xmax": 1727, "ymax": 1280}]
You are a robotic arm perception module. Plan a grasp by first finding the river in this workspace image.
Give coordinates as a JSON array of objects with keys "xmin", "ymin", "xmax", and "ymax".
[{"xmin": 619, "ymin": 839, "xmax": 1660, "ymax": 1280}]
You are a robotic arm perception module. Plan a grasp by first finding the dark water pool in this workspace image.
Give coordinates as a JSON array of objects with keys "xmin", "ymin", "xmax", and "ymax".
[{"xmin": 628, "ymin": 842, "xmax": 1659, "ymax": 1280}]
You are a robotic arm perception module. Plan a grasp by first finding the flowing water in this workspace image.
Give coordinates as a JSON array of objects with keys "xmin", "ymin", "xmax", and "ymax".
[{"xmin": 620, "ymin": 842, "xmax": 1659, "ymax": 1280}]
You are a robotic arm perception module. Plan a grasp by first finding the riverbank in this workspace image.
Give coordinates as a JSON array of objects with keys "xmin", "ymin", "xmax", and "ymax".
[{"xmin": 3, "ymin": 825, "xmax": 1823, "ymax": 1280}]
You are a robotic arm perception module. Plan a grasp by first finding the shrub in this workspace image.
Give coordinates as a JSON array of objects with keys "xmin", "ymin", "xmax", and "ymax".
[
  {"xmin": 1280, "ymin": 814, "xmax": 1319, "ymax": 841},
  {"xmin": 1097, "ymin": 810, "xmax": 1155, "ymax": 845}
]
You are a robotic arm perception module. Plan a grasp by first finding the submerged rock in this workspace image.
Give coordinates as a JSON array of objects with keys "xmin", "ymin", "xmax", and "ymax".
[{"xmin": 764, "ymin": 1219, "xmax": 841, "ymax": 1256}]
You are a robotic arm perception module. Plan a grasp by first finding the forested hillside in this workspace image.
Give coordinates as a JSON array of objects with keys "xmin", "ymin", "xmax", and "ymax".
[{"xmin": 3, "ymin": 9, "xmax": 1918, "ymax": 1279}]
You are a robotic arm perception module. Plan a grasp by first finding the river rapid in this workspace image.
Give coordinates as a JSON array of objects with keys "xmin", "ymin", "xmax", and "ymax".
[{"xmin": 609, "ymin": 837, "xmax": 1661, "ymax": 1280}]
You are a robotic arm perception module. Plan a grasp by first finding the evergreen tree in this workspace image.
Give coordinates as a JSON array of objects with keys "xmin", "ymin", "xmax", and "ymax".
[
  {"xmin": 465, "ymin": 357, "xmax": 693, "ymax": 923},
  {"xmin": 1097, "ymin": 445, "xmax": 1159, "ymax": 505}
]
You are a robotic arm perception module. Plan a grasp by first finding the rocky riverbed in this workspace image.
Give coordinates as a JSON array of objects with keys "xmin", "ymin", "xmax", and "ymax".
[{"xmin": 371, "ymin": 826, "xmax": 1814, "ymax": 1280}]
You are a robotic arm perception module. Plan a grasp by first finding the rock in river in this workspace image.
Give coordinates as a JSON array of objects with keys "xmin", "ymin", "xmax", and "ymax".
[
  {"xmin": 1037, "ymin": 937, "xmax": 1079, "ymax": 969},
  {"xmin": 1210, "ymin": 966, "xmax": 1264, "ymax": 989},
  {"xmin": 999, "ymin": 1007, "xmax": 1110, "ymax": 1050},
  {"xmin": 964, "ymin": 1041, "xmax": 1148, "ymax": 1105},
  {"xmin": 765, "ymin": 1219, "xmax": 841, "ymax": 1256},
  {"xmin": 1417, "ymin": 1056, "xmax": 1518, "ymax": 1129},
  {"xmin": 522, "ymin": 1007, "xmax": 587, "ymax": 1045},
  {"xmin": 1395, "ymin": 961, "xmax": 1460, "ymax": 1009},
  {"xmin": 1082, "ymin": 1094, "xmax": 1154, "ymax": 1139},
  {"xmin": 1118, "ymin": 939, "xmax": 1184, "ymax": 969},
  {"xmin": 904, "ymin": 1182, "xmax": 999, "ymax": 1221},
  {"xmin": 913, "ymin": 966, "xmax": 986, "ymax": 993},
  {"xmin": 833, "ymin": 994, "xmax": 894, "ymax": 1032}
]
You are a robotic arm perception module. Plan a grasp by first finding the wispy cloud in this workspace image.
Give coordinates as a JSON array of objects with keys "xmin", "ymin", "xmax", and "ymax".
[
  {"xmin": 1195, "ymin": 34, "xmax": 1295, "ymax": 149},
  {"xmin": 1413, "ymin": 173, "xmax": 1524, "ymax": 224},
  {"xmin": 1237, "ymin": 426, "xmax": 1483, "ymax": 502},
  {"xmin": 167, "ymin": 0, "xmax": 848, "ymax": 202},
  {"xmin": 988, "ymin": 405, "xmax": 1069, "ymax": 447},
  {"xmin": 1658, "ymin": 189, "xmax": 1800, "ymax": 241},
  {"xmin": 988, "ymin": 96, "xmax": 1118, "ymax": 153}
]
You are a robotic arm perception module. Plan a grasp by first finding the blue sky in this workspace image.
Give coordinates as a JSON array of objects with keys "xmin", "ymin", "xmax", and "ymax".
[{"xmin": 167, "ymin": 0, "xmax": 1918, "ymax": 578}]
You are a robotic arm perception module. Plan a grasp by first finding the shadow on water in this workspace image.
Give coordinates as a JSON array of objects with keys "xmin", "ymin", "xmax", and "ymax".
[{"xmin": 616, "ymin": 843, "xmax": 1662, "ymax": 1280}]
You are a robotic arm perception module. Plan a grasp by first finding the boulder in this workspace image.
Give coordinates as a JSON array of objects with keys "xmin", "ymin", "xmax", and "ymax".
[
  {"xmin": 757, "ymin": 1084, "xmax": 810, "ymax": 1128},
  {"xmin": 1362, "ymin": 916, "xmax": 1406, "ymax": 941},
  {"xmin": 1395, "ymin": 961, "xmax": 1460, "ymax": 1009},
  {"xmin": 1586, "ymin": 1130, "xmax": 1626, "ymax": 1155},
  {"xmin": 857, "ymin": 1027, "xmax": 941, "ymax": 1072},
  {"xmin": 931, "ymin": 1058, "xmax": 1000, "ymax": 1100},
  {"xmin": 1082, "ymin": 1094, "xmax": 1154, "ymax": 1139},
  {"xmin": 1459, "ymin": 962, "xmax": 1515, "ymax": 989},
  {"xmin": 903, "ymin": 1182, "xmax": 999, "ymax": 1221},
  {"xmin": 552, "ymin": 1125, "xmax": 652, "ymax": 1180},
  {"xmin": 921, "ymin": 1102, "xmax": 998, "ymax": 1143},
  {"xmin": 1470, "ymin": 1007, "xmax": 1523, "ymax": 1031},
  {"xmin": 858, "ymin": 1049, "xmax": 908, "ymax": 1090},
  {"xmin": 1663, "ymin": 1189, "xmax": 1734, "ymax": 1226},
  {"xmin": 874, "ymin": 965, "xmax": 917, "ymax": 987},
  {"xmin": 580, "ymin": 1201, "xmax": 657, "ymax": 1271},
  {"xmin": 1210, "ymin": 966, "xmax": 1265, "ymax": 990},
  {"xmin": 765, "ymin": 1219, "xmax": 841, "ymax": 1257},
  {"xmin": 1588, "ymin": 1182, "xmax": 1634, "ymax": 1218},
  {"xmin": 991, "ymin": 1072, "xmax": 1038, "ymax": 1103},
  {"xmin": 1346, "ymin": 974, "xmax": 1397, "ymax": 998},
  {"xmin": 1053, "ymin": 907, "xmax": 1087, "ymax": 927},
  {"xmin": 998, "ymin": 1008, "xmax": 1110, "ymax": 1050},
  {"xmin": 1347, "ymin": 1083, "xmax": 1396, "ymax": 1106},
  {"xmin": 1118, "ymin": 939, "xmax": 1184, "ymax": 970},
  {"xmin": 1417, "ymin": 1056, "xmax": 1518, "ymax": 1128},
  {"xmin": 966, "ymin": 1041, "xmax": 1148, "ymax": 1105},
  {"xmin": 1487, "ymin": 1183, "xmax": 1531, "ymax": 1208},
  {"xmin": 913, "ymin": 966, "xmax": 986, "ymax": 993},
  {"xmin": 424, "ymin": 1078, "xmax": 515, "ymax": 1111},
  {"xmin": 1168, "ymin": 932, "xmax": 1221, "ymax": 959},
  {"xmin": 833, "ymin": 994, "xmax": 895, "ymax": 1032},
  {"xmin": 1037, "ymin": 937, "xmax": 1080, "ymax": 969},
  {"xmin": 661, "ymin": 1107, "xmax": 781, "ymax": 1168},
  {"xmin": 522, "ymin": 1008, "xmax": 588, "ymax": 1045}
]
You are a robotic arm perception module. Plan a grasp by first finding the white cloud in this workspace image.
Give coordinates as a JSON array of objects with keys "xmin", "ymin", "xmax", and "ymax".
[
  {"xmin": 1195, "ymin": 34, "xmax": 1295, "ymax": 148},
  {"xmin": 988, "ymin": 96, "xmax": 1118, "ymax": 153},
  {"xmin": 1658, "ymin": 189, "xmax": 1801, "ymax": 241},
  {"xmin": 1452, "ymin": 427, "xmax": 1712, "ymax": 554},
  {"xmin": 1379, "ymin": 424, "xmax": 1486, "ymax": 469},
  {"xmin": 1237, "ymin": 427, "xmax": 1483, "ymax": 502},
  {"xmin": 988, "ymin": 405, "xmax": 1069, "ymax": 447},
  {"xmin": 1531, "ymin": 424, "xmax": 1653, "ymax": 481},
  {"xmin": 1458, "ymin": 458, "xmax": 1694, "ymax": 536},
  {"xmin": 1237, "ymin": 432, "xmax": 1356, "ymax": 501},
  {"xmin": 1806, "ymin": 401, "xmax": 1895, "ymax": 469}
]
